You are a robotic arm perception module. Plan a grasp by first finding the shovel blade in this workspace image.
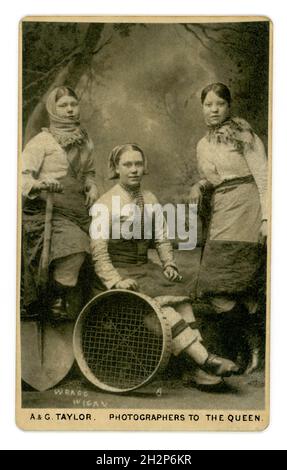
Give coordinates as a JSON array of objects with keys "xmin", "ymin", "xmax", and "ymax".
[{"xmin": 21, "ymin": 320, "xmax": 74, "ymax": 391}]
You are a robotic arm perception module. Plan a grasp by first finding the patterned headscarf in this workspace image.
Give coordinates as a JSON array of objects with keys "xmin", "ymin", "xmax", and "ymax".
[
  {"xmin": 108, "ymin": 143, "xmax": 148, "ymax": 180},
  {"xmin": 45, "ymin": 87, "xmax": 88, "ymax": 148}
]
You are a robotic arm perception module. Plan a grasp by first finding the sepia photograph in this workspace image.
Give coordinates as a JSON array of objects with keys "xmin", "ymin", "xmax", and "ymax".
[{"xmin": 17, "ymin": 16, "xmax": 271, "ymax": 431}]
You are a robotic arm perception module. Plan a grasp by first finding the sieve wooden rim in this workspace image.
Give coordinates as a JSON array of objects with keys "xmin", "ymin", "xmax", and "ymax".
[{"xmin": 73, "ymin": 289, "xmax": 172, "ymax": 393}]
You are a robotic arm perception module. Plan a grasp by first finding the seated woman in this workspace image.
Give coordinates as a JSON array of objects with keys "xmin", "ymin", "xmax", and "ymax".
[
  {"xmin": 22, "ymin": 86, "xmax": 99, "ymax": 321},
  {"xmin": 89, "ymin": 143, "xmax": 239, "ymax": 390}
]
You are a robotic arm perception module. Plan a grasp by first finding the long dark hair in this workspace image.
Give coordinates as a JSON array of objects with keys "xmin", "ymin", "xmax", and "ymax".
[{"xmin": 201, "ymin": 82, "xmax": 231, "ymax": 106}]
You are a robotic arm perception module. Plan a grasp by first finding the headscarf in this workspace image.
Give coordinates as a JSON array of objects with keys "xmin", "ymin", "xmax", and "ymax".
[
  {"xmin": 207, "ymin": 117, "xmax": 255, "ymax": 155},
  {"xmin": 108, "ymin": 143, "xmax": 148, "ymax": 180},
  {"xmin": 45, "ymin": 87, "xmax": 88, "ymax": 148}
]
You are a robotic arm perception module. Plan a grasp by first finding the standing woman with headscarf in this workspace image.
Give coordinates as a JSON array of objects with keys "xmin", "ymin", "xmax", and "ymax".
[
  {"xmin": 22, "ymin": 86, "xmax": 99, "ymax": 321},
  {"xmin": 190, "ymin": 83, "xmax": 268, "ymax": 372}
]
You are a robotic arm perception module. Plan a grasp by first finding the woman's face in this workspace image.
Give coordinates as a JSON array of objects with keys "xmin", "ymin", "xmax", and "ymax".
[
  {"xmin": 116, "ymin": 150, "xmax": 144, "ymax": 187},
  {"xmin": 202, "ymin": 90, "xmax": 230, "ymax": 126},
  {"xmin": 55, "ymin": 95, "xmax": 79, "ymax": 119}
]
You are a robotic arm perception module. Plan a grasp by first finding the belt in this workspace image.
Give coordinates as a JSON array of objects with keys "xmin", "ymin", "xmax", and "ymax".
[{"xmin": 215, "ymin": 175, "xmax": 255, "ymax": 192}]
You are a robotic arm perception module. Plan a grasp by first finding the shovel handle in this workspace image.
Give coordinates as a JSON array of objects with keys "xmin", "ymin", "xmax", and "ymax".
[{"xmin": 39, "ymin": 192, "xmax": 54, "ymax": 288}]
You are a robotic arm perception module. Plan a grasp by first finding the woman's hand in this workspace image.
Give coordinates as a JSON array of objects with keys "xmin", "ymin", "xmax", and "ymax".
[
  {"xmin": 189, "ymin": 183, "xmax": 202, "ymax": 207},
  {"xmin": 33, "ymin": 177, "xmax": 63, "ymax": 193},
  {"xmin": 163, "ymin": 266, "xmax": 182, "ymax": 282},
  {"xmin": 85, "ymin": 185, "xmax": 99, "ymax": 207},
  {"xmin": 114, "ymin": 278, "xmax": 138, "ymax": 291},
  {"xmin": 259, "ymin": 220, "xmax": 267, "ymax": 244}
]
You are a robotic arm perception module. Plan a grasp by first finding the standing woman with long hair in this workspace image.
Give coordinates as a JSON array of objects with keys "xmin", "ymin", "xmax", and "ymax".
[
  {"xmin": 190, "ymin": 82, "xmax": 268, "ymax": 372},
  {"xmin": 22, "ymin": 86, "xmax": 99, "ymax": 321}
]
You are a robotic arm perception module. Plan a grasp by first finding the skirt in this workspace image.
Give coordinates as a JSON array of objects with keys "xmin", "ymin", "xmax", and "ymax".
[
  {"xmin": 22, "ymin": 175, "xmax": 91, "ymax": 306},
  {"xmin": 91, "ymin": 249, "xmax": 200, "ymax": 300},
  {"xmin": 196, "ymin": 178, "xmax": 264, "ymax": 299}
]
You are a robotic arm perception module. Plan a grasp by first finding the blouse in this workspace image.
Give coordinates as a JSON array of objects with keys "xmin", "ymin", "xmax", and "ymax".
[
  {"xmin": 22, "ymin": 130, "xmax": 97, "ymax": 199},
  {"xmin": 197, "ymin": 133, "xmax": 268, "ymax": 220},
  {"xmin": 90, "ymin": 183, "xmax": 177, "ymax": 289}
]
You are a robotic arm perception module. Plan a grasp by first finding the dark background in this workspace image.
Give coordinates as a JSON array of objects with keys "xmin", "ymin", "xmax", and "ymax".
[{"xmin": 22, "ymin": 20, "xmax": 269, "ymax": 202}]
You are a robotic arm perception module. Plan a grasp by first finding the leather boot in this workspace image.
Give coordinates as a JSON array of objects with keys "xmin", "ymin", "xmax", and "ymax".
[
  {"xmin": 183, "ymin": 366, "xmax": 225, "ymax": 392},
  {"xmin": 202, "ymin": 353, "xmax": 239, "ymax": 377},
  {"xmin": 214, "ymin": 303, "xmax": 249, "ymax": 367},
  {"xmin": 181, "ymin": 356, "xmax": 224, "ymax": 392},
  {"xmin": 181, "ymin": 351, "xmax": 237, "ymax": 392},
  {"xmin": 244, "ymin": 312, "xmax": 264, "ymax": 374},
  {"xmin": 50, "ymin": 282, "xmax": 71, "ymax": 322},
  {"xmin": 192, "ymin": 301, "xmax": 246, "ymax": 373}
]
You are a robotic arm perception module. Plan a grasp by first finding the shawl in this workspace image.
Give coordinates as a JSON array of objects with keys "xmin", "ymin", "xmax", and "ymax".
[{"xmin": 207, "ymin": 117, "xmax": 255, "ymax": 155}]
